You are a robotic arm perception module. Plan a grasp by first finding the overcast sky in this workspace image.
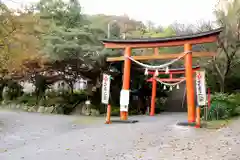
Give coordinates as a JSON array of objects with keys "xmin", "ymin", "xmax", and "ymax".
[{"xmin": 4, "ymin": 0, "xmax": 219, "ymax": 26}]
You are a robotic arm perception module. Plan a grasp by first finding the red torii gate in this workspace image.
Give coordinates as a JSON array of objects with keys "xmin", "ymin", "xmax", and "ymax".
[
  {"xmin": 145, "ymin": 66, "xmax": 200, "ymax": 116},
  {"xmin": 102, "ymin": 28, "xmax": 222, "ymax": 123}
]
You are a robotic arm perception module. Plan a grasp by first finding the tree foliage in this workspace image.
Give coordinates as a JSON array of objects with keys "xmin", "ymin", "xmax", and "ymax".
[
  {"xmin": 0, "ymin": 3, "xmax": 44, "ymax": 74},
  {"xmin": 212, "ymin": 0, "xmax": 240, "ymax": 92},
  {"xmin": 37, "ymin": 0, "xmax": 104, "ymax": 61}
]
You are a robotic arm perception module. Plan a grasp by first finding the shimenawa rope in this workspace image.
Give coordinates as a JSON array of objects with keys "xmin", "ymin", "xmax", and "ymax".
[{"xmin": 125, "ymin": 50, "xmax": 192, "ymax": 69}]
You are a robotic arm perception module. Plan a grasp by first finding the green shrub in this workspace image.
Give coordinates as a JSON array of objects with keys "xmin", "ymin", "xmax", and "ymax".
[
  {"xmin": 58, "ymin": 92, "xmax": 88, "ymax": 114},
  {"xmin": 45, "ymin": 91, "xmax": 87, "ymax": 104},
  {"xmin": 45, "ymin": 97, "xmax": 64, "ymax": 107},
  {"xmin": 207, "ymin": 93, "xmax": 240, "ymax": 120},
  {"xmin": 129, "ymin": 108, "xmax": 139, "ymax": 115},
  {"xmin": 2, "ymin": 81, "xmax": 23, "ymax": 101},
  {"xmin": 16, "ymin": 94, "xmax": 37, "ymax": 106},
  {"xmin": 7, "ymin": 81, "xmax": 23, "ymax": 99},
  {"xmin": 15, "ymin": 91, "xmax": 89, "ymax": 115},
  {"xmin": 155, "ymin": 97, "xmax": 167, "ymax": 113},
  {"xmin": 111, "ymin": 105, "xmax": 120, "ymax": 116}
]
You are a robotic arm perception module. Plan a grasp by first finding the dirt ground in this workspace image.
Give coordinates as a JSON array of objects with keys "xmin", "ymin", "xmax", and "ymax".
[{"xmin": 0, "ymin": 110, "xmax": 240, "ymax": 160}]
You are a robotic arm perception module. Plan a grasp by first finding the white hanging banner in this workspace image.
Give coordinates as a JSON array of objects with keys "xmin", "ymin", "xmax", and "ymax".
[
  {"xmin": 101, "ymin": 73, "xmax": 111, "ymax": 104},
  {"xmin": 120, "ymin": 105, "xmax": 129, "ymax": 112},
  {"xmin": 195, "ymin": 70, "xmax": 207, "ymax": 106},
  {"xmin": 120, "ymin": 89, "xmax": 130, "ymax": 111}
]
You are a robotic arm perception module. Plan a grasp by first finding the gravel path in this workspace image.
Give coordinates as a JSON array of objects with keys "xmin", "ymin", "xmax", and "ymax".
[{"xmin": 0, "ymin": 110, "xmax": 240, "ymax": 160}]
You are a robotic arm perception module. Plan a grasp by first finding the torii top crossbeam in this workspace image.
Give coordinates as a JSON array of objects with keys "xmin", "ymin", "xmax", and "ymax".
[
  {"xmin": 102, "ymin": 28, "xmax": 222, "ymax": 61},
  {"xmin": 102, "ymin": 28, "xmax": 222, "ymax": 48}
]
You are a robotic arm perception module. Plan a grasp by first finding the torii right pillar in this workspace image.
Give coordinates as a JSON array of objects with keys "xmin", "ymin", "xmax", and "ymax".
[{"xmin": 184, "ymin": 43, "xmax": 195, "ymax": 123}]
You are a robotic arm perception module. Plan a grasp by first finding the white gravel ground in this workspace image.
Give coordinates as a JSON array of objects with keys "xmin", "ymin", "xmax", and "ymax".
[{"xmin": 0, "ymin": 110, "xmax": 240, "ymax": 160}]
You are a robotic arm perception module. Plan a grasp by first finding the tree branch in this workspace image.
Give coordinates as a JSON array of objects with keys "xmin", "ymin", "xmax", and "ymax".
[
  {"xmin": 218, "ymin": 37, "xmax": 230, "ymax": 60},
  {"xmin": 212, "ymin": 56, "xmax": 224, "ymax": 81}
]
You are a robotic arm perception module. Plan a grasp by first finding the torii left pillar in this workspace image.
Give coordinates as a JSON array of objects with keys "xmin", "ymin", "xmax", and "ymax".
[
  {"xmin": 150, "ymin": 77, "xmax": 157, "ymax": 116},
  {"xmin": 120, "ymin": 47, "xmax": 131, "ymax": 120}
]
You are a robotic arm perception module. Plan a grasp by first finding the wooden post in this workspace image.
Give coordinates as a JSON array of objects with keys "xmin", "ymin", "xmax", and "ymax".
[
  {"xmin": 208, "ymin": 88, "xmax": 211, "ymax": 109},
  {"xmin": 184, "ymin": 43, "xmax": 195, "ymax": 123},
  {"xmin": 195, "ymin": 107, "xmax": 201, "ymax": 128},
  {"xmin": 120, "ymin": 47, "xmax": 131, "ymax": 120},
  {"xmin": 105, "ymin": 104, "xmax": 111, "ymax": 124},
  {"xmin": 150, "ymin": 77, "xmax": 157, "ymax": 116}
]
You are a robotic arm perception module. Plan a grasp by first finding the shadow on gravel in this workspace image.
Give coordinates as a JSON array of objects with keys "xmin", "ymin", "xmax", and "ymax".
[
  {"xmin": 109, "ymin": 120, "xmax": 139, "ymax": 123},
  {"xmin": 71, "ymin": 116, "xmax": 140, "ymax": 125}
]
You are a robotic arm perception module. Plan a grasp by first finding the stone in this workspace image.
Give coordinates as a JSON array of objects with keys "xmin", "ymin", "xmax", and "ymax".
[
  {"xmin": 45, "ymin": 106, "xmax": 55, "ymax": 113},
  {"xmin": 8, "ymin": 104, "xmax": 12, "ymax": 109},
  {"xmin": 28, "ymin": 107, "xmax": 34, "ymax": 112},
  {"xmin": 10, "ymin": 104, "xmax": 16, "ymax": 109},
  {"xmin": 2, "ymin": 87, "xmax": 9, "ymax": 101},
  {"xmin": 44, "ymin": 107, "xmax": 49, "ymax": 113},
  {"xmin": 90, "ymin": 109, "xmax": 100, "ymax": 116},
  {"xmin": 81, "ymin": 104, "xmax": 91, "ymax": 116},
  {"xmin": 37, "ymin": 106, "xmax": 45, "ymax": 113},
  {"xmin": 49, "ymin": 106, "xmax": 55, "ymax": 113},
  {"xmin": 54, "ymin": 105, "xmax": 64, "ymax": 114},
  {"xmin": 5, "ymin": 104, "xmax": 9, "ymax": 109},
  {"xmin": 15, "ymin": 104, "xmax": 21, "ymax": 109},
  {"xmin": 23, "ymin": 106, "xmax": 28, "ymax": 111},
  {"xmin": 72, "ymin": 106, "xmax": 82, "ymax": 115},
  {"xmin": 33, "ymin": 106, "xmax": 38, "ymax": 112},
  {"xmin": 29, "ymin": 106, "xmax": 38, "ymax": 112}
]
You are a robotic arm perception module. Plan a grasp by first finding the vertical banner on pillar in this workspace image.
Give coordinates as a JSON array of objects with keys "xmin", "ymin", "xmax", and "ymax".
[
  {"xmin": 101, "ymin": 73, "xmax": 111, "ymax": 104},
  {"xmin": 120, "ymin": 89, "xmax": 129, "ymax": 111},
  {"xmin": 195, "ymin": 70, "xmax": 207, "ymax": 106}
]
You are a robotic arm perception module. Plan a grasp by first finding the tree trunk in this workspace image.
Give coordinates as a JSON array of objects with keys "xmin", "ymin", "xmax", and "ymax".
[
  {"xmin": 213, "ymin": 61, "xmax": 226, "ymax": 93},
  {"xmin": 219, "ymin": 79, "xmax": 225, "ymax": 93},
  {"xmin": 70, "ymin": 84, "xmax": 73, "ymax": 94}
]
